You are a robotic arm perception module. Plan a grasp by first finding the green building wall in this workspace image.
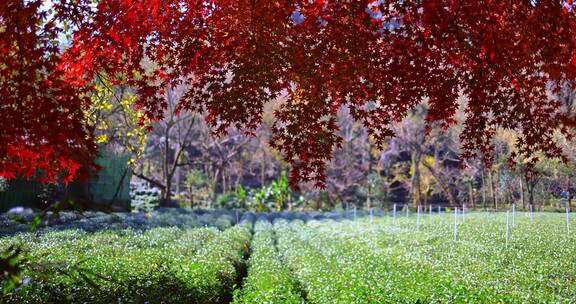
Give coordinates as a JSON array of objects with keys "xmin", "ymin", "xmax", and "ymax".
[{"xmin": 0, "ymin": 150, "xmax": 131, "ymax": 212}]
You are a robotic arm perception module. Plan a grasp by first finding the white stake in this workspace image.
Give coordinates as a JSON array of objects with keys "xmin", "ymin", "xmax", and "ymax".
[
  {"xmin": 354, "ymin": 206, "xmax": 357, "ymax": 222},
  {"xmin": 529, "ymin": 204, "xmax": 534, "ymax": 222},
  {"xmin": 512, "ymin": 204, "xmax": 516, "ymax": 227},
  {"xmin": 393, "ymin": 204, "xmax": 397, "ymax": 225},
  {"xmin": 505, "ymin": 211, "xmax": 510, "ymax": 249},
  {"xmin": 438, "ymin": 206, "xmax": 441, "ymax": 215},
  {"xmin": 370, "ymin": 208, "xmax": 374, "ymax": 223},
  {"xmin": 429, "ymin": 205, "xmax": 432, "ymax": 220},
  {"xmin": 406, "ymin": 205, "xmax": 409, "ymax": 217},
  {"xmin": 454, "ymin": 207, "xmax": 458, "ymax": 241},
  {"xmin": 416, "ymin": 205, "xmax": 421, "ymax": 231},
  {"xmin": 462, "ymin": 204, "xmax": 465, "ymax": 224},
  {"xmin": 566, "ymin": 207, "xmax": 570, "ymax": 235}
]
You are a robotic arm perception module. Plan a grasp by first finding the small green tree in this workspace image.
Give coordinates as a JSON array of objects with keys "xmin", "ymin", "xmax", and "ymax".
[
  {"xmin": 271, "ymin": 173, "xmax": 291, "ymax": 211},
  {"xmin": 185, "ymin": 169, "xmax": 210, "ymax": 208}
]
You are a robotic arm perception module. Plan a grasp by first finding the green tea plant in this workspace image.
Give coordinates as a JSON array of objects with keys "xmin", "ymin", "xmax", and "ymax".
[
  {"xmin": 0, "ymin": 224, "xmax": 252, "ymax": 303},
  {"xmin": 0, "ymin": 227, "xmax": 213, "ymax": 302},
  {"xmin": 274, "ymin": 220, "xmax": 345, "ymax": 303},
  {"xmin": 233, "ymin": 221, "xmax": 304, "ymax": 304},
  {"xmin": 0, "ymin": 211, "xmax": 574, "ymax": 303},
  {"xmin": 275, "ymin": 213, "xmax": 576, "ymax": 303},
  {"xmin": 179, "ymin": 222, "xmax": 252, "ymax": 303}
]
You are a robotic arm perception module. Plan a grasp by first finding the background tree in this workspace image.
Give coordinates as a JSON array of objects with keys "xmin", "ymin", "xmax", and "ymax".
[
  {"xmin": 3, "ymin": 0, "xmax": 576, "ymax": 191},
  {"xmin": 133, "ymin": 86, "xmax": 196, "ymax": 206}
]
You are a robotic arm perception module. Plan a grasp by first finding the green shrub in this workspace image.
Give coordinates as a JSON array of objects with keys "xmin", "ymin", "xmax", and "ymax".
[
  {"xmin": 1, "ymin": 224, "xmax": 251, "ymax": 303},
  {"xmin": 176, "ymin": 222, "xmax": 252, "ymax": 303},
  {"xmin": 275, "ymin": 213, "xmax": 576, "ymax": 303},
  {"xmin": 233, "ymin": 221, "xmax": 303, "ymax": 304}
]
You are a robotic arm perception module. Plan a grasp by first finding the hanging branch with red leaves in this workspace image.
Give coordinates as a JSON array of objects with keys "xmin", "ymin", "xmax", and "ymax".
[{"xmin": 1, "ymin": 0, "xmax": 576, "ymax": 188}]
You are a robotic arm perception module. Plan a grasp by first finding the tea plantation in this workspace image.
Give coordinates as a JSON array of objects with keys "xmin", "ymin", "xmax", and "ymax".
[{"xmin": 1, "ymin": 210, "xmax": 575, "ymax": 303}]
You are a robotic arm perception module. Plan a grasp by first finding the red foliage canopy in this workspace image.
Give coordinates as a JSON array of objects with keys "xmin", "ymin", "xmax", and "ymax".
[
  {"xmin": 0, "ymin": 0, "xmax": 95, "ymax": 183},
  {"xmin": 2, "ymin": 0, "xmax": 576, "ymax": 187}
]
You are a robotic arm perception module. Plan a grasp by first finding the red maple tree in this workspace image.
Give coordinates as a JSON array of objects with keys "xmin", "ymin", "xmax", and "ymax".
[
  {"xmin": 0, "ymin": 0, "xmax": 96, "ymax": 183},
  {"xmin": 2, "ymin": 0, "xmax": 576, "ymax": 187}
]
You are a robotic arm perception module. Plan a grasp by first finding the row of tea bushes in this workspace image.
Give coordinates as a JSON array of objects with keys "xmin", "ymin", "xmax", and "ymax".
[
  {"xmin": 274, "ymin": 220, "xmax": 347, "ymax": 303},
  {"xmin": 179, "ymin": 222, "xmax": 252, "ymax": 303},
  {"xmin": 275, "ymin": 219, "xmax": 415, "ymax": 303},
  {"xmin": 1, "ymin": 224, "xmax": 251, "ymax": 303},
  {"xmin": 233, "ymin": 221, "xmax": 304, "ymax": 304},
  {"xmin": 275, "ymin": 213, "xmax": 576, "ymax": 303},
  {"xmin": 356, "ymin": 213, "xmax": 576, "ymax": 303},
  {"xmin": 0, "ymin": 209, "xmax": 235, "ymax": 237}
]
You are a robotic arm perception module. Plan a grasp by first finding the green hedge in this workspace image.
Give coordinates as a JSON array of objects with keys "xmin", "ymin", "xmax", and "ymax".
[
  {"xmin": 233, "ymin": 220, "xmax": 304, "ymax": 304},
  {"xmin": 1, "ymin": 224, "xmax": 251, "ymax": 303}
]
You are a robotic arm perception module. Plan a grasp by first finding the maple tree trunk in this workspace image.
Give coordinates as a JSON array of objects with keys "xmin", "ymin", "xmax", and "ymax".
[
  {"xmin": 210, "ymin": 171, "xmax": 218, "ymax": 206},
  {"xmin": 366, "ymin": 139, "xmax": 373, "ymax": 210},
  {"xmin": 163, "ymin": 175, "xmax": 172, "ymax": 206},
  {"xmin": 235, "ymin": 167, "xmax": 242, "ymax": 191},
  {"xmin": 496, "ymin": 170, "xmax": 501, "ymax": 209},
  {"xmin": 260, "ymin": 160, "xmax": 265, "ymax": 187},
  {"xmin": 221, "ymin": 168, "xmax": 227, "ymax": 194},
  {"xmin": 159, "ymin": 170, "xmax": 173, "ymax": 207},
  {"xmin": 175, "ymin": 166, "xmax": 181, "ymax": 195},
  {"xmin": 160, "ymin": 116, "xmax": 195, "ymax": 208},
  {"xmin": 161, "ymin": 154, "xmax": 175, "ymax": 206},
  {"xmin": 159, "ymin": 122, "xmax": 172, "ymax": 207}
]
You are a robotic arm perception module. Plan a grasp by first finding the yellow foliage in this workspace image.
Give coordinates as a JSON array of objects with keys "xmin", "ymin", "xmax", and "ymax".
[
  {"xmin": 84, "ymin": 75, "xmax": 150, "ymax": 166},
  {"xmin": 95, "ymin": 134, "xmax": 108, "ymax": 144}
]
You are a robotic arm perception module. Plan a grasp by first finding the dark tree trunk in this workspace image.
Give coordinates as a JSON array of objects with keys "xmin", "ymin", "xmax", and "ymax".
[
  {"xmin": 481, "ymin": 169, "xmax": 487, "ymax": 210},
  {"xmin": 488, "ymin": 169, "xmax": 496, "ymax": 209},
  {"xmin": 526, "ymin": 178, "xmax": 535, "ymax": 211},
  {"xmin": 468, "ymin": 182, "xmax": 475, "ymax": 209},
  {"xmin": 567, "ymin": 179, "xmax": 572, "ymax": 211},
  {"xmin": 519, "ymin": 178, "xmax": 525, "ymax": 210},
  {"xmin": 411, "ymin": 150, "xmax": 422, "ymax": 208},
  {"xmin": 422, "ymin": 162, "xmax": 459, "ymax": 207}
]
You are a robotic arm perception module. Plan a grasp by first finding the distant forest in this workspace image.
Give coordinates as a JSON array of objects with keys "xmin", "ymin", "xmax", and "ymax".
[{"xmin": 116, "ymin": 88, "xmax": 575, "ymax": 212}]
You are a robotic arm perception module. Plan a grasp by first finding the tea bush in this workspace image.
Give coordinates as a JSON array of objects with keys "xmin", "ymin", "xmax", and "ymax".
[
  {"xmin": 275, "ymin": 212, "xmax": 576, "ymax": 303},
  {"xmin": 1, "ymin": 223, "xmax": 251, "ymax": 303},
  {"xmin": 233, "ymin": 221, "xmax": 304, "ymax": 304},
  {"xmin": 1, "ymin": 211, "xmax": 575, "ymax": 303}
]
